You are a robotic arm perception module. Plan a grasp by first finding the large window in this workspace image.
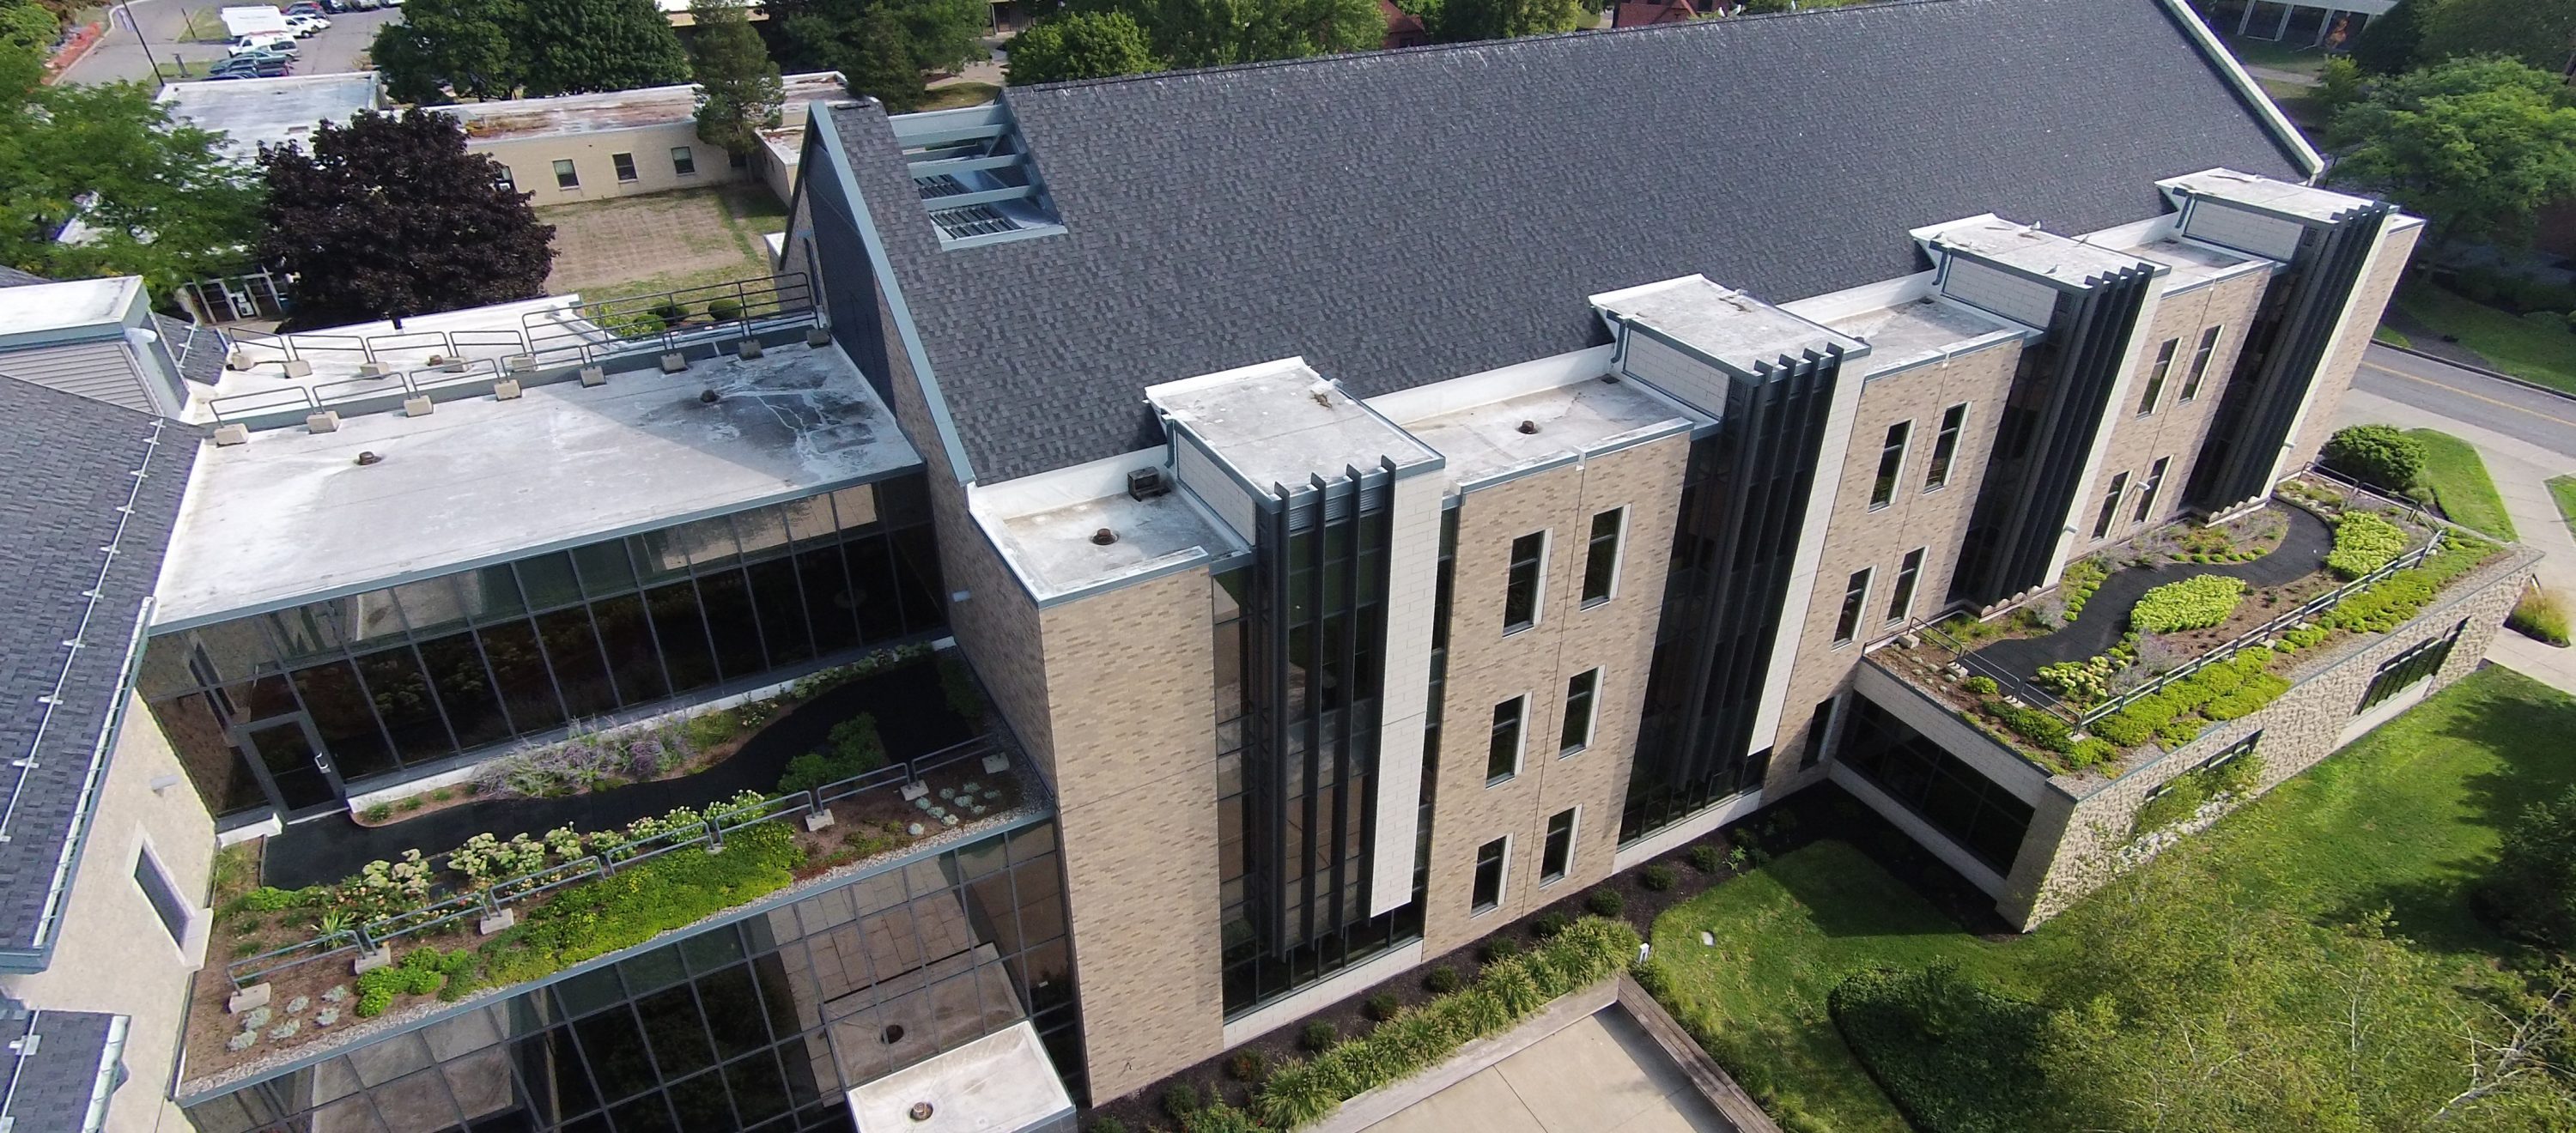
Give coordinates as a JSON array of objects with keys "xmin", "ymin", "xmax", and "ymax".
[
  {"xmin": 1833, "ymin": 568, "xmax": 1871, "ymax": 645},
  {"xmin": 671, "ymin": 146, "xmax": 697, "ymax": 177},
  {"xmin": 2133, "ymin": 456, "xmax": 2171, "ymax": 524},
  {"xmin": 2092, "ymin": 471, "xmax": 2129, "ymax": 541},
  {"xmin": 182, "ymin": 821, "xmax": 1081, "ymax": 1133},
  {"xmin": 1581, "ymin": 509, "xmax": 1624, "ymax": 607},
  {"xmin": 134, "ymin": 847, "xmax": 191, "ymax": 946},
  {"xmin": 2138, "ymin": 338, "xmax": 2178, "ymax": 416},
  {"xmin": 1504, "ymin": 532, "xmax": 1546, "ymax": 633},
  {"xmin": 1886, "ymin": 548, "xmax": 1924, "ymax": 624},
  {"xmin": 1488, "ymin": 696, "xmax": 1526, "ymax": 784},
  {"xmin": 1472, "ymin": 837, "xmax": 1507, "ymax": 913},
  {"xmin": 1924, "ymin": 403, "xmax": 1966, "ymax": 491},
  {"xmin": 1838, "ymin": 699, "xmax": 2034, "ymax": 872},
  {"xmin": 142, "ymin": 479, "xmax": 947, "ymax": 823},
  {"xmin": 1796, "ymin": 695, "xmax": 1838, "ymax": 770},
  {"xmin": 2358, "ymin": 621, "xmax": 2465, "ymax": 713},
  {"xmin": 1869, "ymin": 421, "xmax": 1911, "ymax": 509},
  {"xmin": 1559, "ymin": 669, "xmax": 1599, "ymax": 755},
  {"xmin": 2179, "ymin": 325, "xmax": 2221, "ymax": 402},
  {"xmin": 1540, "ymin": 809, "xmax": 1576, "ymax": 884}
]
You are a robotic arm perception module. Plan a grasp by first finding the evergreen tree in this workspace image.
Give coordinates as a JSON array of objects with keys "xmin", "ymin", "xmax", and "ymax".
[
  {"xmin": 1005, "ymin": 10, "xmax": 1161, "ymax": 84},
  {"xmin": 842, "ymin": 9, "xmax": 925, "ymax": 111},
  {"xmin": 517, "ymin": 0, "xmax": 691, "ymax": 96},
  {"xmin": 690, "ymin": 0, "xmax": 784, "ymax": 157},
  {"xmin": 369, "ymin": 0, "xmax": 526, "ymax": 101},
  {"xmin": 256, "ymin": 109, "xmax": 556, "ymax": 327}
]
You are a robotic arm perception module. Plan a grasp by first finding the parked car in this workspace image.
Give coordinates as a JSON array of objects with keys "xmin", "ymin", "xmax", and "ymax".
[
  {"xmin": 208, "ymin": 54, "xmax": 290, "ymax": 78},
  {"xmin": 228, "ymin": 32, "xmax": 299, "ymax": 56},
  {"xmin": 284, "ymin": 13, "xmax": 331, "ymax": 34},
  {"xmin": 283, "ymin": 1, "xmax": 331, "ymax": 14}
]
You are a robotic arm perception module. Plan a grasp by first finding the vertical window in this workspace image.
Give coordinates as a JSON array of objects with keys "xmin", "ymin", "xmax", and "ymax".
[
  {"xmin": 671, "ymin": 146, "xmax": 697, "ymax": 176},
  {"xmin": 134, "ymin": 848, "xmax": 191, "ymax": 945},
  {"xmin": 1540, "ymin": 809, "xmax": 1576, "ymax": 883},
  {"xmin": 2179, "ymin": 325, "xmax": 2221, "ymax": 402},
  {"xmin": 2134, "ymin": 456, "xmax": 2171, "ymax": 524},
  {"xmin": 1472, "ymin": 837, "xmax": 1508, "ymax": 912},
  {"xmin": 1869, "ymin": 421, "xmax": 1911, "ymax": 509},
  {"xmin": 1503, "ymin": 532, "xmax": 1546, "ymax": 633},
  {"xmin": 729, "ymin": 149, "xmax": 750, "ymax": 169},
  {"xmin": 1797, "ymin": 695, "xmax": 1838, "ymax": 769},
  {"xmin": 611, "ymin": 152, "xmax": 639, "ymax": 183},
  {"xmin": 1886, "ymin": 548, "xmax": 1924, "ymax": 623},
  {"xmin": 494, "ymin": 165, "xmax": 516, "ymax": 193},
  {"xmin": 1580, "ymin": 509, "xmax": 1624, "ymax": 606},
  {"xmin": 2136, "ymin": 338, "xmax": 2178, "ymax": 416},
  {"xmin": 1559, "ymin": 669, "xmax": 1600, "ymax": 755},
  {"xmin": 1487, "ymin": 696, "xmax": 1526, "ymax": 784},
  {"xmin": 2092, "ymin": 472, "xmax": 2130, "ymax": 540},
  {"xmin": 551, "ymin": 160, "xmax": 579, "ymax": 189},
  {"xmin": 1833, "ymin": 568, "xmax": 1871, "ymax": 645},
  {"xmin": 1924, "ymin": 403, "xmax": 1966, "ymax": 490}
]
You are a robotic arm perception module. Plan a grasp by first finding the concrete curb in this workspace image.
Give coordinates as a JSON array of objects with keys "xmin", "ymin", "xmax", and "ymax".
[
  {"xmin": 2373, "ymin": 341, "xmax": 2576, "ymax": 405},
  {"xmin": 1304, "ymin": 977, "xmax": 1621, "ymax": 1133}
]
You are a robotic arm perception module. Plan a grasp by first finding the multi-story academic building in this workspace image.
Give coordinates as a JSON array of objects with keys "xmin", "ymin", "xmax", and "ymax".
[{"xmin": 0, "ymin": 0, "xmax": 2533, "ymax": 1128}]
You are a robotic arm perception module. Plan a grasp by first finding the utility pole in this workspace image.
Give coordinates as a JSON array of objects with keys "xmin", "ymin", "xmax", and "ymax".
[{"xmin": 116, "ymin": 0, "xmax": 172, "ymax": 82}]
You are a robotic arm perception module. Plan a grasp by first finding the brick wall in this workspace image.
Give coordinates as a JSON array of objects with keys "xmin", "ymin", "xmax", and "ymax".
[
  {"xmin": 2078, "ymin": 267, "xmax": 2271, "ymax": 545},
  {"xmin": 1420, "ymin": 434, "xmax": 1687, "ymax": 959}
]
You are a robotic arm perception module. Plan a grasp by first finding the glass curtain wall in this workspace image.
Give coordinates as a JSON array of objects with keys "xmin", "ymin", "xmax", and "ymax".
[
  {"xmin": 181, "ymin": 822, "xmax": 1074, "ymax": 1133},
  {"xmin": 141, "ymin": 476, "xmax": 946, "ymax": 824}
]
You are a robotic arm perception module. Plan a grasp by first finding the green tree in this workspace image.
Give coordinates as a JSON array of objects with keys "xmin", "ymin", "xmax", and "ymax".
[
  {"xmin": 2348, "ymin": 0, "xmax": 2431, "ymax": 74},
  {"xmin": 516, "ymin": 0, "xmax": 691, "ymax": 95},
  {"xmin": 690, "ymin": 0, "xmax": 784, "ymax": 157},
  {"xmin": 839, "ymin": 8, "xmax": 926, "ymax": 110},
  {"xmin": 1433, "ymin": 0, "xmax": 1579, "ymax": 44},
  {"xmin": 0, "ymin": 0, "xmax": 57, "ymax": 56},
  {"xmin": 2419, "ymin": 0, "xmax": 2576, "ymax": 73},
  {"xmin": 787, "ymin": 0, "xmax": 985, "ymax": 92},
  {"xmin": 1114, "ymin": 0, "xmax": 1380, "ymax": 67},
  {"xmin": 369, "ymin": 0, "xmax": 527, "ymax": 102},
  {"xmin": 256, "ymin": 109, "xmax": 555, "ymax": 327},
  {"xmin": 1006, "ymin": 10, "xmax": 1161, "ymax": 84},
  {"xmin": 2486, "ymin": 787, "xmax": 2576, "ymax": 949},
  {"xmin": 2328, "ymin": 57, "xmax": 2576, "ymax": 247},
  {"xmin": 0, "ymin": 47, "xmax": 264, "ymax": 294}
]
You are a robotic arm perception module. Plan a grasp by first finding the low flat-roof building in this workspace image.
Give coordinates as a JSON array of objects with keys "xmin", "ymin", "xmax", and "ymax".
[
  {"xmin": 440, "ymin": 73, "xmax": 848, "ymax": 207},
  {"xmin": 156, "ymin": 72, "xmax": 384, "ymax": 164}
]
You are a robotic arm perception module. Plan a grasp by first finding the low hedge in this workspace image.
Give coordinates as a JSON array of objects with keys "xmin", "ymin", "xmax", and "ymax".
[
  {"xmin": 2131, "ymin": 574, "xmax": 2245, "ymax": 633},
  {"xmin": 2089, "ymin": 650, "xmax": 2282, "ymax": 751},
  {"xmin": 2324, "ymin": 512, "xmax": 2409, "ymax": 579},
  {"xmin": 1252, "ymin": 917, "xmax": 1640, "ymax": 1129},
  {"xmin": 2323, "ymin": 532, "xmax": 2494, "ymax": 634},
  {"xmin": 1828, "ymin": 963, "xmax": 2056, "ymax": 1133}
]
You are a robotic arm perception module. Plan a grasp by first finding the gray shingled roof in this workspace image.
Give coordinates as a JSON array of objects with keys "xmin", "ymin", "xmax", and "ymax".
[
  {"xmin": 0, "ymin": 376, "xmax": 195, "ymax": 958},
  {"xmin": 152, "ymin": 315, "xmax": 230, "ymax": 387},
  {"xmin": 0, "ymin": 1004, "xmax": 122, "ymax": 1132},
  {"xmin": 826, "ymin": 0, "xmax": 2308, "ymax": 484},
  {"xmin": 0, "ymin": 266, "xmax": 48, "ymax": 288}
]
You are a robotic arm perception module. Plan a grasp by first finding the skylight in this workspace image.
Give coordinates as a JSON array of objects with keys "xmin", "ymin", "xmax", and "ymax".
[{"xmin": 886, "ymin": 104, "xmax": 1064, "ymax": 249}]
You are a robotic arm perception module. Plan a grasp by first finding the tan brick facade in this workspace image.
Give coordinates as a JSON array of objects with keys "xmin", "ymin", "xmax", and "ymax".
[
  {"xmin": 2285, "ymin": 220, "xmax": 2426, "ymax": 478},
  {"xmin": 2076, "ymin": 267, "xmax": 2271, "ymax": 546},
  {"xmin": 1420, "ymin": 434, "xmax": 1688, "ymax": 959},
  {"xmin": 1764, "ymin": 339, "xmax": 2023, "ymax": 797}
]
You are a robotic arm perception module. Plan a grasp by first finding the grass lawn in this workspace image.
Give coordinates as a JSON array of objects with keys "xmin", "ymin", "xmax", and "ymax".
[
  {"xmin": 917, "ymin": 82, "xmax": 999, "ymax": 112},
  {"xmin": 539, "ymin": 185, "xmax": 789, "ymax": 300},
  {"xmin": 2221, "ymin": 33, "xmax": 2329, "ymax": 75},
  {"xmin": 2552, "ymin": 475, "xmax": 2576, "ymax": 542},
  {"xmin": 1650, "ymin": 667, "xmax": 2576, "ymax": 1131},
  {"xmin": 2404, "ymin": 428, "xmax": 2518, "ymax": 541},
  {"xmin": 2374, "ymin": 324, "xmax": 2411, "ymax": 348},
  {"xmin": 2397, "ymin": 283, "xmax": 2576, "ymax": 396}
]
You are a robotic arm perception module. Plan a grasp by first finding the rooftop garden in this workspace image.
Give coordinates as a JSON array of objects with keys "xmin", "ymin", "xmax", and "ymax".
[
  {"xmin": 1876, "ymin": 476, "xmax": 2506, "ymax": 777},
  {"xmin": 184, "ymin": 644, "xmax": 1020, "ymax": 1088}
]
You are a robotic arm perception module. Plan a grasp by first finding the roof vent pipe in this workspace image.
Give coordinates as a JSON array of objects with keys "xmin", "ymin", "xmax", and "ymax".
[
  {"xmin": 1517, "ymin": 420, "xmax": 1540, "ymax": 434},
  {"xmin": 700, "ymin": 389, "xmax": 720, "ymax": 403},
  {"xmin": 354, "ymin": 451, "xmax": 383, "ymax": 466},
  {"xmin": 1091, "ymin": 528, "xmax": 1116, "ymax": 546}
]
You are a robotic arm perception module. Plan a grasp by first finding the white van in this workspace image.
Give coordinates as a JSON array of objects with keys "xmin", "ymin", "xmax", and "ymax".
[{"xmin": 228, "ymin": 31, "xmax": 299, "ymax": 55}]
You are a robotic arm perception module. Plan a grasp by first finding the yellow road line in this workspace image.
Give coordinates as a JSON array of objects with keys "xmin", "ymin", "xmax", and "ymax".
[{"xmin": 2359, "ymin": 360, "xmax": 2576, "ymax": 430}]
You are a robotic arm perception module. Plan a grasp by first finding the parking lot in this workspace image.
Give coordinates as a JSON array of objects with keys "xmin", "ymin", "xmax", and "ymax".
[{"xmin": 60, "ymin": 1, "xmax": 399, "ymax": 86}]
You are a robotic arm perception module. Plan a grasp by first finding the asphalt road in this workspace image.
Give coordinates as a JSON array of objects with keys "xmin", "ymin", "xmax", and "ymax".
[
  {"xmin": 2350, "ymin": 342, "xmax": 2576, "ymax": 460},
  {"xmin": 60, "ymin": 0, "xmax": 398, "ymax": 86}
]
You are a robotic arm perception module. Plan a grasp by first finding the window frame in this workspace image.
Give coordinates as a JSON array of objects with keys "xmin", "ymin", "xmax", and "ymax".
[
  {"xmin": 2092, "ymin": 471, "xmax": 2130, "ymax": 541},
  {"xmin": 132, "ymin": 839, "xmax": 197, "ymax": 954},
  {"xmin": 2179, "ymin": 325, "xmax": 2221, "ymax": 403},
  {"xmin": 1539, "ymin": 808, "xmax": 1578, "ymax": 886},
  {"xmin": 1886, "ymin": 547, "xmax": 1925, "ymax": 624},
  {"xmin": 1796, "ymin": 695, "xmax": 1839, "ymax": 770},
  {"xmin": 611, "ymin": 152, "xmax": 639, "ymax": 184},
  {"xmin": 1502, "ymin": 531, "xmax": 1548, "ymax": 635},
  {"xmin": 494, "ymin": 165, "xmax": 516, "ymax": 193},
  {"xmin": 551, "ymin": 159, "xmax": 579, "ymax": 190},
  {"xmin": 1579, "ymin": 508, "xmax": 1625, "ymax": 608},
  {"xmin": 1868, "ymin": 420, "xmax": 1911, "ymax": 511},
  {"xmin": 1471, "ymin": 835, "xmax": 1510, "ymax": 915},
  {"xmin": 2133, "ymin": 456, "xmax": 2171, "ymax": 524},
  {"xmin": 671, "ymin": 145, "xmax": 697, "ymax": 177},
  {"xmin": 1486, "ymin": 694, "xmax": 1528, "ymax": 785},
  {"xmin": 2136, "ymin": 338, "xmax": 2178, "ymax": 416},
  {"xmin": 1558, "ymin": 668, "xmax": 1601, "ymax": 756},
  {"xmin": 1923, "ymin": 403, "xmax": 1967, "ymax": 492},
  {"xmin": 1833, "ymin": 567, "xmax": 1872, "ymax": 646}
]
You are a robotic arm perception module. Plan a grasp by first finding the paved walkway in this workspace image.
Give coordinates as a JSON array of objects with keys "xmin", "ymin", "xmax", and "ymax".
[
  {"xmin": 2338, "ymin": 387, "xmax": 2576, "ymax": 693},
  {"xmin": 1362, "ymin": 1011, "xmax": 1731, "ymax": 1133}
]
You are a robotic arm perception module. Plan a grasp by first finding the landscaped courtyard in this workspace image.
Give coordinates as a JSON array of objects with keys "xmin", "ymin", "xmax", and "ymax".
[
  {"xmin": 540, "ymin": 185, "xmax": 791, "ymax": 300},
  {"xmin": 1643, "ymin": 666, "xmax": 2576, "ymax": 1131}
]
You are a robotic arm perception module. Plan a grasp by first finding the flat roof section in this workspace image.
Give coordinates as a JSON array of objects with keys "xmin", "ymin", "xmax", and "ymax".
[
  {"xmin": 1923, "ymin": 215, "xmax": 2164, "ymax": 287},
  {"xmin": 2129, "ymin": 235, "xmax": 2268, "ymax": 288},
  {"xmin": 2161, "ymin": 167, "xmax": 2377, "ymax": 223},
  {"xmin": 1148, "ymin": 360, "xmax": 1442, "ymax": 497},
  {"xmin": 1397, "ymin": 373, "xmax": 1698, "ymax": 490},
  {"xmin": 442, "ymin": 73, "xmax": 846, "ymax": 142},
  {"xmin": 1593, "ymin": 276, "xmax": 1865, "ymax": 374},
  {"xmin": 1826, "ymin": 298, "xmax": 2021, "ymax": 379},
  {"xmin": 155, "ymin": 341, "xmax": 920, "ymax": 628},
  {"xmin": 984, "ymin": 487, "xmax": 1236, "ymax": 603},
  {"xmin": 197, "ymin": 297, "xmax": 606, "ymax": 421},
  {"xmin": 0, "ymin": 277, "xmax": 134, "ymax": 342},
  {"xmin": 158, "ymin": 73, "xmax": 381, "ymax": 164}
]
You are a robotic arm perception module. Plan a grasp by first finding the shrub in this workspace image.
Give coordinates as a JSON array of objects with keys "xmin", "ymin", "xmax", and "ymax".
[
  {"xmin": 1161, "ymin": 1082, "xmax": 1201, "ymax": 1119},
  {"xmin": 1182, "ymin": 1105, "xmax": 1261, "ymax": 1133},
  {"xmin": 1300, "ymin": 1020, "xmax": 1338, "ymax": 1052},
  {"xmin": 1830, "ymin": 964, "xmax": 2056, "ymax": 1133},
  {"xmin": 2203, "ymin": 673, "xmax": 2290, "ymax": 720},
  {"xmin": 2060, "ymin": 556, "xmax": 2110, "ymax": 621},
  {"xmin": 1687, "ymin": 843, "xmax": 1725, "ymax": 874},
  {"xmin": 1479, "ymin": 936, "xmax": 1521, "ymax": 963},
  {"xmin": 706, "ymin": 297, "xmax": 744, "ymax": 322},
  {"xmin": 651, "ymin": 300, "xmax": 690, "ymax": 326},
  {"xmin": 2325, "ymin": 512, "xmax": 2409, "ymax": 579},
  {"xmin": 2282, "ymin": 624, "xmax": 2332, "ymax": 650},
  {"xmin": 1641, "ymin": 863, "xmax": 1677, "ymax": 892},
  {"xmin": 1583, "ymin": 888, "xmax": 1625, "ymax": 918},
  {"xmin": 1088, "ymin": 1119, "xmax": 1129, "ymax": 1133},
  {"xmin": 2064, "ymin": 737, "xmax": 2118, "ymax": 771},
  {"xmin": 1424, "ymin": 965, "xmax": 1461, "ymax": 993},
  {"xmin": 2131, "ymin": 575, "xmax": 2245, "ymax": 633},
  {"xmin": 2133, "ymin": 775, "xmax": 2209, "ymax": 836},
  {"xmin": 1961, "ymin": 675, "xmax": 1998, "ymax": 696},
  {"xmin": 2482, "ymin": 786, "xmax": 2576, "ymax": 948},
  {"xmin": 778, "ymin": 714, "xmax": 887, "ymax": 793},
  {"xmin": 1363, "ymin": 991, "xmax": 1401, "ymax": 1021},
  {"xmin": 1985, "ymin": 700, "xmax": 2072, "ymax": 754},
  {"xmin": 1227, "ymin": 1049, "xmax": 1267, "ymax": 1083},
  {"xmin": 1532, "ymin": 911, "xmax": 1571, "ymax": 939},
  {"xmin": 481, "ymin": 822, "xmax": 802, "ymax": 986},
  {"xmin": 2509, "ymin": 588, "xmax": 2571, "ymax": 647},
  {"xmin": 2324, "ymin": 423, "xmax": 2424, "ymax": 490},
  {"xmin": 939, "ymin": 652, "xmax": 986, "ymax": 723}
]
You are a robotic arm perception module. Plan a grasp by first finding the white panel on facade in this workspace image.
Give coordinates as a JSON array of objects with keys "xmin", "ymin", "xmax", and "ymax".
[
  {"xmin": 1172, "ymin": 432, "xmax": 1256, "ymax": 544},
  {"xmin": 1366, "ymin": 472, "xmax": 1442, "ymax": 916},
  {"xmin": 1938, "ymin": 260, "xmax": 2058, "ymax": 328},
  {"xmin": 0, "ymin": 340, "xmax": 155, "ymax": 414},
  {"xmin": 1617, "ymin": 333, "xmax": 1730, "ymax": 415},
  {"xmin": 2180, "ymin": 202, "xmax": 2305, "ymax": 262}
]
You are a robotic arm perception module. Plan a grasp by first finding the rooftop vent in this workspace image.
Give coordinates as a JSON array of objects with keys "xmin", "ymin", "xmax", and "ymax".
[
  {"xmin": 1127, "ymin": 467, "xmax": 1171, "ymax": 500},
  {"xmin": 886, "ymin": 104, "xmax": 1063, "ymax": 249},
  {"xmin": 913, "ymin": 173, "xmax": 969, "ymax": 199},
  {"xmin": 1091, "ymin": 528, "xmax": 1116, "ymax": 546},
  {"xmin": 354, "ymin": 451, "xmax": 383, "ymax": 466},
  {"xmin": 929, "ymin": 204, "xmax": 1018, "ymax": 240},
  {"xmin": 1517, "ymin": 420, "xmax": 1540, "ymax": 434}
]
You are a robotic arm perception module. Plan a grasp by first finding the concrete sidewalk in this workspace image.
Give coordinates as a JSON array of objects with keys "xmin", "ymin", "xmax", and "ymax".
[
  {"xmin": 2338, "ymin": 389, "xmax": 2576, "ymax": 692},
  {"xmin": 1363, "ymin": 1012, "xmax": 1732, "ymax": 1133}
]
